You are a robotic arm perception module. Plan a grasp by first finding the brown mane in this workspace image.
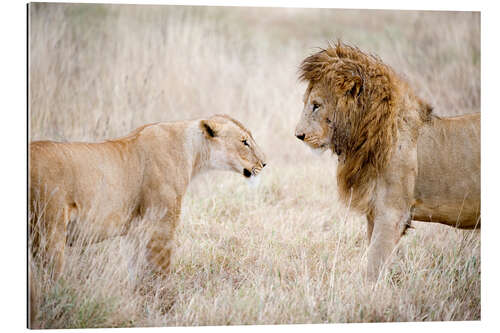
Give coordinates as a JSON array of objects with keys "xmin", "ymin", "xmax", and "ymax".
[{"xmin": 299, "ymin": 41, "xmax": 433, "ymax": 213}]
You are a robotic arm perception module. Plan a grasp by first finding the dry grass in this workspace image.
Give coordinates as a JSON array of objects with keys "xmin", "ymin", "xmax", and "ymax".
[{"xmin": 28, "ymin": 3, "xmax": 480, "ymax": 328}]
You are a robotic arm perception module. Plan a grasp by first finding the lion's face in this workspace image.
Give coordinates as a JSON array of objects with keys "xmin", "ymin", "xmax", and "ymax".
[
  {"xmin": 201, "ymin": 115, "xmax": 267, "ymax": 179},
  {"xmin": 295, "ymin": 83, "xmax": 333, "ymax": 155}
]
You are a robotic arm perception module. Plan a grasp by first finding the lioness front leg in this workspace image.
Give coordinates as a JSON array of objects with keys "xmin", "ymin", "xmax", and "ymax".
[
  {"xmin": 146, "ymin": 223, "xmax": 176, "ymax": 276},
  {"xmin": 367, "ymin": 208, "xmax": 410, "ymax": 281},
  {"xmin": 145, "ymin": 201, "xmax": 181, "ymax": 277}
]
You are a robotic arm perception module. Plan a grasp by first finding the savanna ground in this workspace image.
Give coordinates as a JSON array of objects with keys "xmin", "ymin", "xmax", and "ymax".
[{"xmin": 28, "ymin": 3, "xmax": 480, "ymax": 328}]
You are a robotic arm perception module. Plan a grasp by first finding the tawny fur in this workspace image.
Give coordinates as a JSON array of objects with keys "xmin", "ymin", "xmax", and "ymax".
[
  {"xmin": 28, "ymin": 114, "xmax": 266, "ymax": 327},
  {"xmin": 295, "ymin": 42, "xmax": 480, "ymax": 280}
]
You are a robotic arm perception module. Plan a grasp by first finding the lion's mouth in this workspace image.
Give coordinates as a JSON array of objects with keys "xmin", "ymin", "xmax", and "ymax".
[
  {"xmin": 304, "ymin": 139, "xmax": 329, "ymax": 151},
  {"xmin": 302, "ymin": 136, "xmax": 327, "ymax": 149}
]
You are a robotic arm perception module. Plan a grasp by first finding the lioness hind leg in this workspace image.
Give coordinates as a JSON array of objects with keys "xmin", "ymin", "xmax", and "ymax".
[
  {"xmin": 29, "ymin": 202, "xmax": 68, "ymax": 328},
  {"xmin": 31, "ymin": 202, "xmax": 68, "ymax": 280},
  {"xmin": 28, "ymin": 257, "xmax": 39, "ymax": 328}
]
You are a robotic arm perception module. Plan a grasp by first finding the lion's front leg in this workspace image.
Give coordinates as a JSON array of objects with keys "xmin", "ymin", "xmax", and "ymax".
[
  {"xmin": 367, "ymin": 208, "xmax": 411, "ymax": 281},
  {"xmin": 366, "ymin": 141, "xmax": 417, "ymax": 281},
  {"xmin": 366, "ymin": 210, "xmax": 375, "ymax": 245}
]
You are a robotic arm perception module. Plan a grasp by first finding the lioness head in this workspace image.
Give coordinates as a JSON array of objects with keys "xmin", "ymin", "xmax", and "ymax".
[{"xmin": 200, "ymin": 114, "xmax": 266, "ymax": 178}]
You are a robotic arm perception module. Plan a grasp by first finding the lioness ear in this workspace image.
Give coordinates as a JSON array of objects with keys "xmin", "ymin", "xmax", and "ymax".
[{"xmin": 200, "ymin": 120, "xmax": 217, "ymax": 138}]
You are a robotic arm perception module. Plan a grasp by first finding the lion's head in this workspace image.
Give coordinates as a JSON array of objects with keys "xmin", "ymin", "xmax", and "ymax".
[
  {"xmin": 295, "ymin": 42, "xmax": 432, "ymax": 212},
  {"xmin": 200, "ymin": 114, "xmax": 267, "ymax": 179}
]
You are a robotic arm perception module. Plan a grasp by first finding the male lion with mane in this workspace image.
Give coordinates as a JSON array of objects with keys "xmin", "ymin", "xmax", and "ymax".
[
  {"xmin": 295, "ymin": 42, "xmax": 480, "ymax": 280},
  {"xmin": 29, "ymin": 114, "xmax": 266, "ymax": 326}
]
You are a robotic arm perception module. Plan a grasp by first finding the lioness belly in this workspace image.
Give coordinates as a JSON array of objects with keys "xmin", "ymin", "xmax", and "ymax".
[{"xmin": 66, "ymin": 202, "xmax": 138, "ymax": 245}]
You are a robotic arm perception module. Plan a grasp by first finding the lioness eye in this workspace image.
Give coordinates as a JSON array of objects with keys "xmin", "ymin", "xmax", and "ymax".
[
  {"xmin": 242, "ymin": 139, "xmax": 249, "ymax": 146},
  {"xmin": 312, "ymin": 103, "xmax": 321, "ymax": 112}
]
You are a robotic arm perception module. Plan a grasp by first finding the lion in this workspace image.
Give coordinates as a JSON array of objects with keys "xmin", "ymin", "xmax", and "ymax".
[
  {"xmin": 294, "ymin": 42, "xmax": 480, "ymax": 280},
  {"xmin": 29, "ymin": 114, "xmax": 266, "ymax": 326}
]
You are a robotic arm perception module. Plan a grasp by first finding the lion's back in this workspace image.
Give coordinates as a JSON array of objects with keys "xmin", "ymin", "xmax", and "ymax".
[{"xmin": 416, "ymin": 113, "xmax": 480, "ymax": 199}]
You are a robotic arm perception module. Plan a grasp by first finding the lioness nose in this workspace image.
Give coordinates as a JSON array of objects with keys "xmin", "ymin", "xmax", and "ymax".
[{"xmin": 296, "ymin": 133, "xmax": 305, "ymax": 141}]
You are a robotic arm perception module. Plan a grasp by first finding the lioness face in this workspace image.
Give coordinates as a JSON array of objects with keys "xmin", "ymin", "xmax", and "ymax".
[
  {"xmin": 202, "ymin": 116, "xmax": 267, "ymax": 179},
  {"xmin": 295, "ymin": 83, "xmax": 332, "ymax": 154}
]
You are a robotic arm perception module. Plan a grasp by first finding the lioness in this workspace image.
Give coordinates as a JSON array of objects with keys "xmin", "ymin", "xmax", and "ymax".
[
  {"xmin": 29, "ymin": 114, "xmax": 266, "ymax": 281},
  {"xmin": 294, "ymin": 42, "xmax": 480, "ymax": 280}
]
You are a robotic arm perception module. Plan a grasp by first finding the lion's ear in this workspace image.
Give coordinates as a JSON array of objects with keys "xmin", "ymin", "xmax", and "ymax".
[
  {"xmin": 335, "ymin": 64, "xmax": 363, "ymax": 98},
  {"xmin": 200, "ymin": 120, "xmax": 218, "ymax": 138},
  {"xmin": 347, "ymin": 75, "xmax": 363, "ymax": 98}
]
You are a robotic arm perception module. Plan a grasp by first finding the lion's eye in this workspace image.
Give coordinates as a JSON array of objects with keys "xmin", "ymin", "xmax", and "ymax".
[
  {"xmin": 242, "ymin": 139, "xmax": 249, "ymax": 146},
  {"xmin": 312, "ymin": 103, "xmax": 321, "ymax": 112}
]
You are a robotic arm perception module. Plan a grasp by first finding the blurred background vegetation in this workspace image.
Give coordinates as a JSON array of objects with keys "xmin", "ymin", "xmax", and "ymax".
[{"xmin": 29, "ymin": 3, "xmax": 479, "ymax": 156}]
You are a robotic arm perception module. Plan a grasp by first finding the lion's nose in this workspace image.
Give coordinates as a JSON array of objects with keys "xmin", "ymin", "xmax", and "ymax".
[{"xmin": 296, "ymin": 133, "xmax": 305, "ymax": 141}]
